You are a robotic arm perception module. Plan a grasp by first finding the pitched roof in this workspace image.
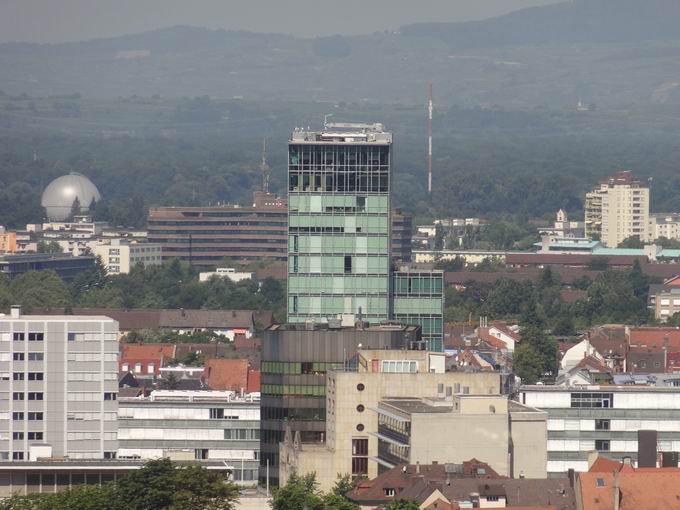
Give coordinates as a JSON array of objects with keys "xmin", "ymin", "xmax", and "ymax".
[
  {"xmin": 505, "ymin": 253, "xmax": 643, "ymax": 267},
  {"xmin": 202, "ymin": 358, "xmax": 250, "ymax": 391},
  {"xmin": 159, "ymin": 309, "xmax": 254, "ymax": 330},
  {"xmin": 246, "ymin": 370, "xmax": 260, "ymax": 393},
  {"xmin": 120, "ymin": 343, "xmax": 176, "ymax": 362},
  {"xmin": 628, "ymin": 327, "xmax": 680, "ymax": 351},
  {"xmin": 589, "ymin": 456, "xmax": 622, "ymax": 473},
  {"xmin": 578, "ymin": 469, "xmax": 680, "ymax": 510}
]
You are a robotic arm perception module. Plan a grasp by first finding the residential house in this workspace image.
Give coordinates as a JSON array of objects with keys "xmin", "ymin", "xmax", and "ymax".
[{"xmin": 119, "ymin": 343, "xmax": 176, "ymax": 376}]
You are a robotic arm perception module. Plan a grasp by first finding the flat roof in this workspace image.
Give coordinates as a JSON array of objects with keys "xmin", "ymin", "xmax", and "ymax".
[
  {"xmin": 0, "ymin": 314, "xmax": 116, "ymax": 322},
  {"xmin": 381, "ymin": 398, "xmax": 453, "ymax": 414},
  {"xmin": 521, "ymin": 384, "xmax": 680, "ymax": 393},
  {"xmin": 267, "ymin": 323, "xmax": 420, "ymax": 333}
]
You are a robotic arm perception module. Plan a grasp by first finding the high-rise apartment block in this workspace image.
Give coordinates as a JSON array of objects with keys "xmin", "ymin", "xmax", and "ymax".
[
  {"xmin": 584, "ymin": 171, "xmax": 649, "ymax": 247},
  {"xmin": 287, "ymin": 123, "xmax": 392, "ymax": 324},
  {"xmin": 0, "ymin": 308, "xmax": 119, "ymax": 461}
]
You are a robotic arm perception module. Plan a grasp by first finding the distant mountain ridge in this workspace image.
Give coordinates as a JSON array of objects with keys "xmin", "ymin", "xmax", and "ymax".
[{"xmin": 401, "ymin": 0, "xmax": 680, "ymax": 47}]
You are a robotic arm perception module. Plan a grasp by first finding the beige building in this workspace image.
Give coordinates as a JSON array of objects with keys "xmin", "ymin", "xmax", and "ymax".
[
  {"xmin": 374, "ymin": 396, "xmax": 547, "ymax": 481},
  {"xmin": 91, "ymin": 239, "xmax": 162, "ymax": 275},
  {"xmin": 654, "ymin": 288, "xmax": 680, "ymax": 322},
  {"xmin": 279, "ymin": 349, "xmax": 506, "ymax": 492},
  {"xmin": 649, "ymin": 213, "xmax": 680, "ymax": 242},
  {"xmin": 586, "ymin": 171, "xmax": 649, "ymax": 247}
]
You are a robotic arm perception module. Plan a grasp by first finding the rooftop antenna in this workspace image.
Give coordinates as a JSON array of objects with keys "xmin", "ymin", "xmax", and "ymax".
[
  {"xmin": 427, "ymin": 82, "xmax": 433, "ymax": 195},
  {"xmin": 260, "ymin": 138, "xmax": 270, "ymax": 193}
]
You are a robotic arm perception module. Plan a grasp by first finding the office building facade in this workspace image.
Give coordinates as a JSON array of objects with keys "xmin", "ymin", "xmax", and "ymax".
[
  {"xmin": 0, "ymin": 254, "xmax": 95, "ymax": 282},
  {"xmin": 0, "ymin": 308, "xmax": 119, "ymax": 461},
  {"xmin": 520, "ymin": 385, "xmax": 680, "ymax": 475},
  {"xmin": 147, "ymin": 192, "xmax": 288, "ymax": 266},
  {"xmin": 287, "ymin": 123, "xmax": 392, "ymax": 324},
  {"xmin": 91, "ymin": 239, "xmax": 162, "ymax": 275},
  {"xmin": 260, "ymin": 323, "xmax": 420, "ymax": 485},
  {"xmin": 118, "ymin": 390, "xmax": 260, "ymax": 484},
  {"xmin": 391, "ymin": 268, "xmax": 444, "ymax": 351}
]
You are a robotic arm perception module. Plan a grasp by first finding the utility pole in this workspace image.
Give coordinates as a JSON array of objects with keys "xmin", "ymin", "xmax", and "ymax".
[{"xmin": 428, "ymin": 82, "xmax": 433, "ymax": 195}]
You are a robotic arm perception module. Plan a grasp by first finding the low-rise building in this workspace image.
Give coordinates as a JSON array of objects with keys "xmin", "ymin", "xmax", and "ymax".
[
  {"xmin": 199, "ymin": 267, "xmax": 254, "ymax": 283},
  {"xmin": 117, "ymin": 390, "xmax": 260, "ymax": 485},
  {"xmin": 653, "ymin": 287, "xmax": 680, "ymax": 322},
  {"xmin": 520, "ymin": 385, "xmax": 680, "ymax": 475},
  {"xmin": 91, "ymin": 239, "xmax": 162, "ymax": 275},
  {"xmin": 648, "ymin": 213, "xmax": 680, "ymax": 242},
  {"xmin": 0, "ymin": 253, "xmax": 95, "ymax": 282},
  {"xmin": 373, "ymin": 395, "xmax": 547, "ymax": 479}
]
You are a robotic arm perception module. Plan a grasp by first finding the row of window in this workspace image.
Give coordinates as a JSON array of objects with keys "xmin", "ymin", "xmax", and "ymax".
[
  {"xmin": 223, "ymin": 429, "xmax": 260, "ymax": 440},
  {"xmin": 12, "ymin": 392, "xmax": 43, "ymax": 400},
  {"xmin": 10, "ymin": 372, "xmax": 43, "ymax": 381},
  {"xmin": 6, "ymin": 353, "xmax": 44, "ymax": 361},
  {"xmin": 261, "ymin": 361, "xmax": 344, "ymax": 375},
  {"xmin": 13, "ymin": 412, "xmax": 43, "ymax": 421},
  {"xmin": 261, "ymin": 384, "xmax": 326, "ymax": 397},
  {"xmin": 12, "ymin": 432, "xmax": 43, "ymax": 440},
  {"xmin": 570, "ymin": 392, "xmax": 614, "ymax": 409}
]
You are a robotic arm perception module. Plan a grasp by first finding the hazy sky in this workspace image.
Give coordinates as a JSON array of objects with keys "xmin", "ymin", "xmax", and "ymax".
[{"xmin": 0, "ymin": 0, "xmax": 562, "ymax": 43}]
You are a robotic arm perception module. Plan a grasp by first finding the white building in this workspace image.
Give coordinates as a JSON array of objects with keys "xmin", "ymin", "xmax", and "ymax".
[
  {"xmin": 0, "ymin": 306, "xmax": 119, "ymax": 460},
  {"xmin": 649, "ymin": 213, "xmax": 680, "ymax": 242},
  {"xmin": 539, "ymin": 210, "xmax": 585, "ymax": 239},
  {"xmin": 117, "ymin": 390, "xmax": 260, "ymax": 485},
  {"xmin": 520, "ymin": 385, "xmax": 680, "ymax": 475},
  {"xmin": 91, "ymin": 239, "xmax": 162, "ymax": 275},
  {"xmin": 586, "ymin": 171, "xmax": 650, "ymax": 247},
  {"xmin": 199, "ymin": 268, "xmax": 254, "ymax": 283}
]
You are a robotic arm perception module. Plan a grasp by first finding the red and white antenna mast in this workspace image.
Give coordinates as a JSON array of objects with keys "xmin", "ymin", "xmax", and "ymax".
[{"xmin": 427, "ymin": 82, "xmax": 433, "ymax": 194}]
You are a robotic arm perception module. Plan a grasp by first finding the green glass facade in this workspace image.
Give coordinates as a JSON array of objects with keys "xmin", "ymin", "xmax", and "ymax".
[
  {"xmin": 287, "ymin": 129, "xmax": 392, "ymax": 323},
  {"xmin": 391, "ymin": 269, "xmax": 445, "ymax": 351}
]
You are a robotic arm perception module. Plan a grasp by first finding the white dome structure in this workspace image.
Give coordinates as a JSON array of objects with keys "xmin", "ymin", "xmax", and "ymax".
[{"xmin": 41, "ymin": 172, "xmax": 102, "ymax": 221}]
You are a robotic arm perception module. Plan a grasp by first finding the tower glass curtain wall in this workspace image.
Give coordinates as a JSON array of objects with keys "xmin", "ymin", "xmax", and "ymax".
[
  {"xmin": 392, "ymin": 270, "xmax": 444, "ymax": 351},
  {"xmin": 287, "ymin": 128, "xmax": 392, "ymax": 324}
]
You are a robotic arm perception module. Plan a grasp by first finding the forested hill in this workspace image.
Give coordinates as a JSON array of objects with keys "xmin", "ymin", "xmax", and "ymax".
[
  {"xmin": 2, "ymin": 1, "xmax": 680, "ymax": 107},
  {"xmin": 401, "ymin": 0, "xmax": 680, "ymax": 46}
]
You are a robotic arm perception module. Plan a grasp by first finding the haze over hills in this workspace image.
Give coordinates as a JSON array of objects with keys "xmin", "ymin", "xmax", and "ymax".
[{"xmin": 1, "ymin": 0, "xmax": 680, "ymax": 106}]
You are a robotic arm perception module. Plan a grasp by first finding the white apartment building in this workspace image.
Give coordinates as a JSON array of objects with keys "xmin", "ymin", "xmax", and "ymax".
[
  {"xmin": 117, "ymin": 390, "xmax": 260, "ymax": 484},
  {"xmin": 649, "ymin": 213, "xmax": 680, "ymax": 242},
  {"xmin": 586, "ymin": 171, "xmax": 649, "ymax": 247},
  {"xmin": 0, "ymin": 307, "xmax": 119, "ymax": 461},
  {"xmin": 199, "ymin": 267, "xmax": 254, "ymax": 283},
  {"xmin": 91, "ymin": 239, "xmax": 162, "ymax": 275},
  {"xmin": 520, "ymin": 385, "xmax": 680, "ymax": 475}
]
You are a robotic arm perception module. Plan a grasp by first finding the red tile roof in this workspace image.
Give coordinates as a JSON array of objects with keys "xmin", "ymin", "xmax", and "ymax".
[
  {"xmin": 246, "ymin": 370, "xmax": 260, "ymax": 393},
  {"xmin": 203, "ymin": 358, "xmax": 250, "ymax": 392},
  {"xmin": 120, "ymin": 343, "xmax": 176, "ymax": 362},
  {"xmin": 628, "ymin": 327, "xmax": 680, "ymax": 351},
  {"xmin": 589, "ymin": 456, "xmax": 622, "ymax": 473}
]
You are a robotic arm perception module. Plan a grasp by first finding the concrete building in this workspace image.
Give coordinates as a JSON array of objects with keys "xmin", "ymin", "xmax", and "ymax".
[
  {"xmin": 0, "ymin": 253, "xmax": 95, "ymax": 282},
  {"xmin": 540, "ymin": 210, "xmax": 586, "ymax": 239},
  {"xmin": 585, "ymin": 171, "xmax": 650, "ymax": 247},
  {"xmin": 91, "ymin": 239, "xmax": 162, "ymax": 275},
  {"xmin": 117, "ymin": 390, "xmax": 260, "ymax": 484},
  {"xmin": 390, "ymin": 210, "xmax": 412, "ymax": 263},
  {"xmin": 0, "ymin": 307, "xmax": 119, "ymax": 460},
  {"xmin": 278, "ymin": 348, "xmax": 504, "ymax": 491},
  {"xmin": 199, "ymin": 267, "xmax": 254, "ymax": 283},
  {"xmin": 391, "ymin": 267, "xmax": 444, "ymax": 351},
  {"xmin": 373, "ymin": 395, "xmax": 547, "ymax": 480},
  {"xmin": 654, "ymin": 287, "xmax": 680, "ymax": 322},
  {"xmin": 520, "ymin": 385, "xmax": 680, "ymax": 475},
  {"xmin": 147, "ymin": 192, "xmax": 288, "ymax": 266},
  {"xmin": 260, "ymin": 322, "xmax": 422, "ymax": 485},
  {"xmin": 648, "ymin": 213, "xmax": 680, "ymax": 242},
  {"xmin": 287, "ymin": 123, "xmax": 392, "ymax": 324}
]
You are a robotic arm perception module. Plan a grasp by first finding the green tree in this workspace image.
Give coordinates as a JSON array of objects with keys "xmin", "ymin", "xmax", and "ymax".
[
  {"xmin": 36, "ymin": 240, "xmax": 62, "ymax": 254},
  {"xmin": 271, "ymin": 472, "xmax": 323, "ymax": 510},
  {"xmin": 383, "ymin": 499, "xmax": 420, "ymax": 510},
  {"xmin": 434, "ymin": 256, "xmax": 465, "ymax": 272},
  {"xmin": 520, "ymin": 324, "xmax": 558, "ymax": 379},
  {"xmin": 618, "ymin": 235, "xmax": 643, "ymax": 248},
  {"xmin": 433, "ymin": 223, "xmax": 445, "ymax": 251},
  {"xmin": 159, "ymin": 372, "xmax": 181, "ymax": 390},
  {"xmin": 67, "ymin": 197, "xmax": 82, "ymax": 221},
  {"xmin": 10, "ymin": 270, "xmax": 72, "ymax": 310},
  {"xmin": 513, "ymin": 343, "xmax": 544, "ymax": 384}
]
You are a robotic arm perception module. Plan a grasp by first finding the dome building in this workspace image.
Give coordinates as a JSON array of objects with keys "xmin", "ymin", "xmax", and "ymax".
[{"xmin": 41, "ymin": 172, "xmax": 102, "ymax": 221}]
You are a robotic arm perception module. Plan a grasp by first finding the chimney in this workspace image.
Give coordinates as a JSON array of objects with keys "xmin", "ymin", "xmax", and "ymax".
[
  {"xmin": 567, "ymin": 468, "xmax": 575, "ymax": 488},
  {"xmin": 10, "ymin": 305, "xmax": 20, "ymax": 319},
  {"xmin": 613, "ymin": 470, "xmax": 620, "ymax": 510},
  {"xmin": 416, "ymin": 461, "xmax": 420, "ymax": 474},
  {"xmin": 638, "ymin": 430, "xmax": 657, "ymax": 468}
]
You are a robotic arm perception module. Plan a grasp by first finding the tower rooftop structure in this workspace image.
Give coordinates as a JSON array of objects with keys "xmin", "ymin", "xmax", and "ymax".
[{"xmin": 291, "ymin": 123, "xmax": 392, "ymax": 144}]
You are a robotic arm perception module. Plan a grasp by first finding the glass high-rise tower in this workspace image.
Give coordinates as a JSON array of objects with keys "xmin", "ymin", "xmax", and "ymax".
[{"xmin": 287, "ymin": 123, "xmax": 392, "ymax": 324}]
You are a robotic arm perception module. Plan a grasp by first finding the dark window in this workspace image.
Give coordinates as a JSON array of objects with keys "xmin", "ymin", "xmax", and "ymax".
[
  {"xmin": 352, "ymin": 438, "xmax": 368, "ymax": 456},
  {"xmin": 28, "ymin": 353, "xmax": 43, "ymax": 361},
  {"xmin": 571, "ymin": 393, "xmax": 614, "ymax": 409},
  {"xmin": 28, "ymin": 392, "xmax": 43, "ymax": 401},
  {"xmin": 13, "ymin": 353, "xmax": 24, "ymax": 361},
  {"xmin": 12, "ymin": 432, "xmax": 23, "ymax": 440},
  {"xmin": 104, "ymin": 452, "xmax": 117, "ymax": 459},
  {"xmin": 27, "ymin": 432, "xmax": 43, "ymax": 440},
  {"xmin": 357, "ymin": 383, "xmax": 365, "ymax": 392},
  {"xmin": 12, "ymin": 392, "xmax": 23, "ymax": 401},
  {"xmin": 356, "ymin": 424, "xmax": 364, "ymax": 432},
  {"xmin": 27, "ymin": 372, "xmax": 43, "ymax": 381},
  {"xmin": 356, "ymin": 404, "xmax": 365, "ymax": 413},
  {"xmin": 104, "ymin": 393, "xmax": 117, "ymax": 401},
  {"xmin": 210, "ymin": 408, "xmax": 225, "ymax": 419},
  {"xmin": 595, "ymin": 419, "xmax": 610, "ymax": 431},
  {"xmin": 13, "ymin": 333, "xmax": 24, "ymax": 341},
  {"xmin": 344, "ymin": 256, "xmax": 352, "ymax": 274},
  {"xmin": 486, "ymin": 496, "xmax": 500, "ymax": 502},
  {"xmin": 27, "ymin": 333, "xmax": 43, "ymax": 342},
  {"xmin": 12, "ymin": 452, "xmax": 23, "ymax": 460},
  {"xmin": 595, "ymin": 440, "xmax": 610, "ymax": 452},
  {"xmin": 12, "ymin": 412, "xmax": 24, "ymax": 420},
  {"xmin": 27, "ymin": 412, "xmax": 43, "ymax": 421},
  {"xmin": 352, "ymin": 457, "xmax": 368, "ymax": 475},
  {"xmin": 13, "ymin": 373, "xmax": 24, "ymax": 381}
]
